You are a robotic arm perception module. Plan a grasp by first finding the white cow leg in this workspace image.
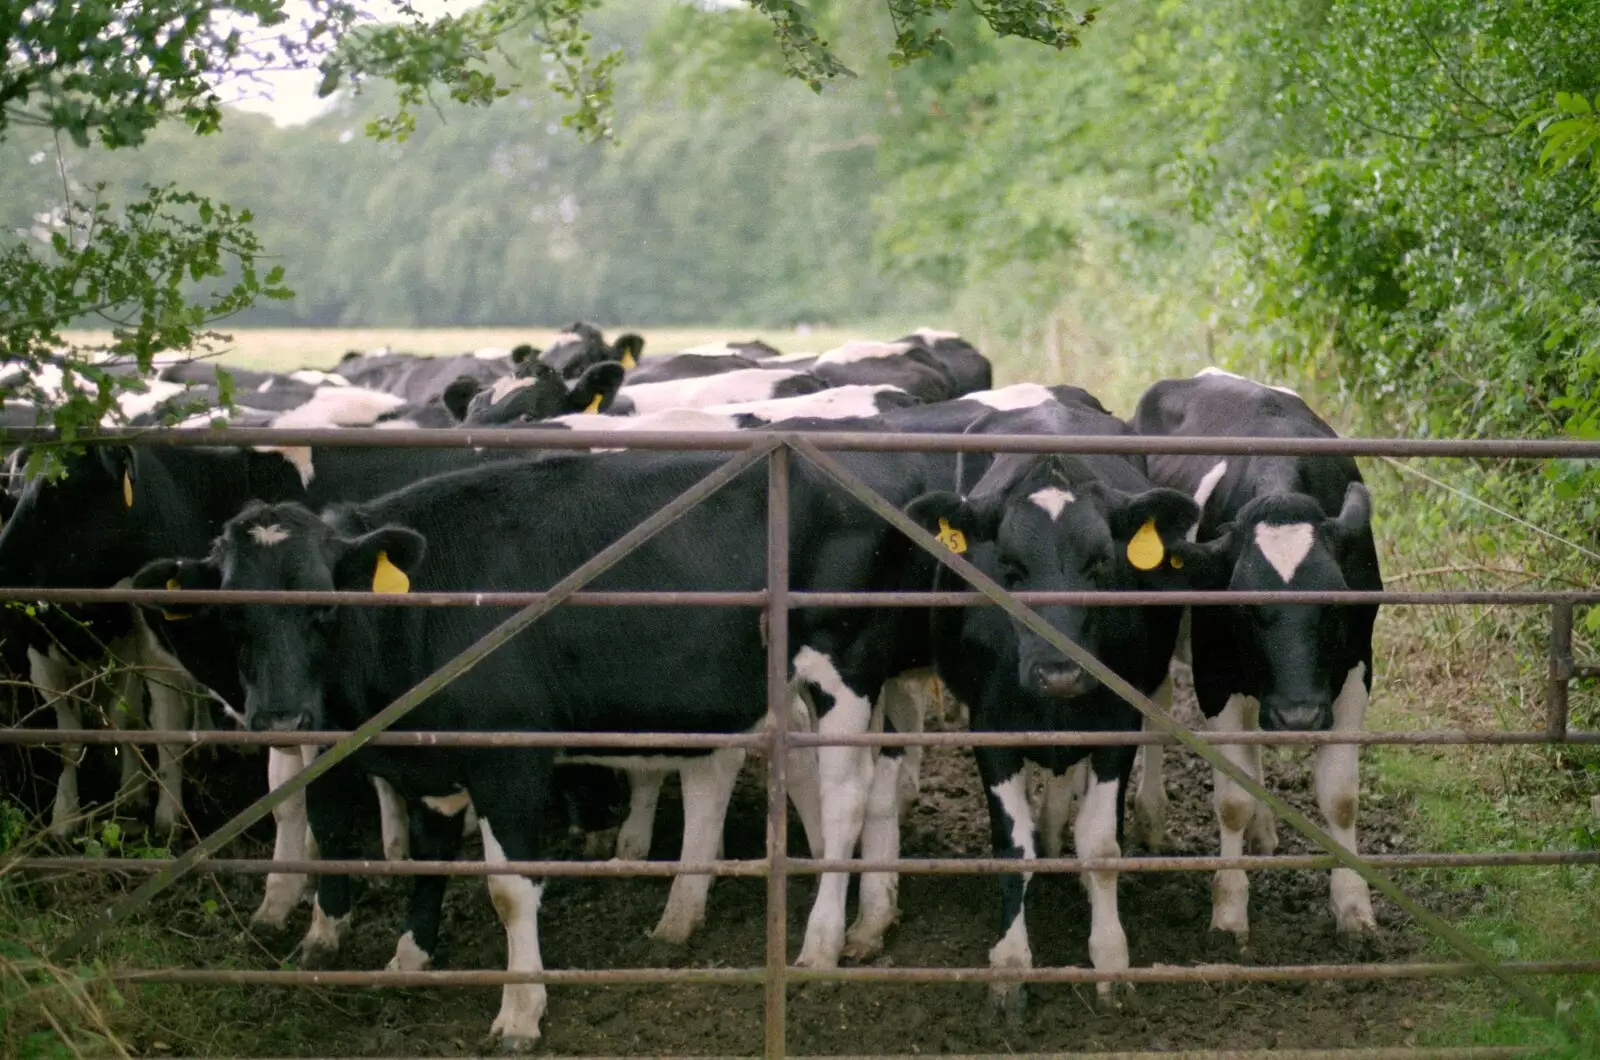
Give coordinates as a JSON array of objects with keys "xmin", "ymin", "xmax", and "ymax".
[
  {"xmin": 614, "ymin": 769, "xmax": 665, "ymax": 861},
  {"xmin": 985, "ymin": 767, "xmax": 1035, "ymax": 1015},
  {"xmin": 1210, "ymin": 694, "xmax": 1263, "ymax": 945},
  {"xmin": 108, "ymin": 665, "xmax": 151, "ymax": 812},
  {"xmin": 794, "ymin": 648, "xmax": 874, "ymax": 969},
  {"xmin": 482, "ymin": 819, "xmax": 547, "ymax": 1050},
  {"xmin": 145, "ymin": 674, "xmax": 192, "ymax": 837},
  {"xmin": 1130, "ymin": 675, "xmax": 1173, "ymax": 852},
  {"xmin": 35, "ymin": 648, "xmax": 84, "ymax": 838},
  {"xmin": 783, "ymin": 692, "xmax": 824, "ymax": 856},
  {"xmin": 652, "ymin": 747, "xmax": 744, "ymax": 944},
  {"xmin": 255, "ymin": 747, "xmax": 313, "ymax": 930},
  {"xmin": 1316, "ymin": 663, "xmax": 1376, "ymax": 936},
  {"xmin": 1039, "ymin": 760, "xmax": 1087, "ymax": 859},
  {"xmin": 373, "ymin": 777, "xmax": 410, "ymax": 862},
  {"xmin": 1076, "ymin": 772, "xmax": 1131, "ymax": 1006}
]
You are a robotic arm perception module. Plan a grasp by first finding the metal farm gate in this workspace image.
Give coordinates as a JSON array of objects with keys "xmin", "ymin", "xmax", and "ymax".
[{"xmin": 3, "ymin": 424, "xmax": 1599, "ymax": 1060}]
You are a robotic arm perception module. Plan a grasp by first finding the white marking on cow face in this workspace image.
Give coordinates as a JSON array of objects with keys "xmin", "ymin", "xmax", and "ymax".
[
  {"xmin": 489, "ymin": 375, "xmax": 535, "ymax": 402},
  {"xmin": 967, "ymin": 383, "xmax": 1054, "ymax": 411},
  {"xmin": 1028, "ymin": 486, "xmax": 1075, "ymax": 521},
  {"xmin": 422, "ymin": 789, "xmax": 473, "ymax": 817},
  {"xmin": 1253, "ymin": 522, "xmax": 1315, "ymax": 583},
  {"xmin": 913, "ymin": 326, "xmax": 961, "ymax": 342},
  {"xmin": 248, "ymin": 524, "xmax": 290, "ymax": 547},
  {"xmin": 1191, "ymin": 461, "xmax": 1229, "ymax": 539},
  {"xmin": 816, "ymin": 340, "xmax": 914, "ymax": 366}
]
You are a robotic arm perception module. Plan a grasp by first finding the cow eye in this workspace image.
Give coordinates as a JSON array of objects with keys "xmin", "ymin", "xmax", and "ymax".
[{"xmin": 998, "ymin": 558, "xmax": 1026, "ymax": 587}]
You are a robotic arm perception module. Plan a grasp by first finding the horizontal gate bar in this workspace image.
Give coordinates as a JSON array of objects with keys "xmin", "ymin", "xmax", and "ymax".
[
  {"xmin": 93, "ymin": 959, "xmax": 1600, "ymax": 987},
  {"xmin": 11, "ymin": 850, "xmax": 1595, "ymax": 877},
  {"xmin": 151, "ymin": 1050, "xmax": 1539, "ymax": 1060},
  {"xmin": 5, "ymin": 587, "xmax": 1600, "ymax": 607},
  {"xmin": 13, "ymin": 425, "xmax": 1600, "ymax": 458},
  {"xmin": 5, "ymin": 729, "xmax": 1596, "ymax": 748}
]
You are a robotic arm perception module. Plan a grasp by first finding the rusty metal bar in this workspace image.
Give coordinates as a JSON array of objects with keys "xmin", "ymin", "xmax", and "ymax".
[
  {"xmin": 5, "ymin": 586, "xmax": 1600, "ymax": 608},
  {"xmin": 786, "ymin": 435, "xmax": 1564, "ymax": 1022},
  {"xmin": 8, "ymin": 728, "xmax": 1597, "ymax": 749},
  {"xmin": 764, "ymin": 443, "xmax": 790, "ymax": 1059},
  {"xmin": 48, "ymin": 438, "xmax": 782, "ymax": 962},
  {"xmin": 93, "ymin": 959, "xmax": 1600, "ymax": 987},
  {"xmin": 152, "ymin": 1050, "xmax": 1538, "ymax": 1060},
  {"xmin": 12, "ymin": 849, "xmax": 1597, "ymax": 878},
  {"xmin": 13, "ymin": 424, "xmax": 1600, "ymax": 458},
  {"xmin": 1548, "ymin": 603, "xmax": 1574, "ymax": 738}
]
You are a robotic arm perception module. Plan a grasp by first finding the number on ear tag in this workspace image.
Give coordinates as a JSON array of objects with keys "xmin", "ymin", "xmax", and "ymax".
[
  {"xmin": 936, "ymin": 517, "xmax": 967, "ymax": 555},
  {"xmin": 123, "ymin": 470, "xmax": 134, "ymax": 509},
  {"xmin": 620, "ymin": 351, "xmax": 637, "ymax": 370},
  {"xmin": 161, "ymin": 578, "xmax": 190, "ymax": 621},
  {"xmin": 1126, "ymin": 518, "xmax": 1164, "ymax": 571},
  {"xmin": 372, "ymin": 551, "xmax": 410, "ymax": 594},
  {"xmin": 583, "ymin": 393, "xmax": 603, "ymax": 414}
]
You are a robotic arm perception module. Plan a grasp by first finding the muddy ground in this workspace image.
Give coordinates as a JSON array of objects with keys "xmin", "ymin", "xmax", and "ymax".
[{"xmin": 13, "ymin": 673, "xmax": 1478, "ymax": 1056}]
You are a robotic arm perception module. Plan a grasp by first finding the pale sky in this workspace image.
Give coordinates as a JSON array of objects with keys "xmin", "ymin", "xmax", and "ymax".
[{"xmin": 223, "ymin": 0, "xmax": 483, "ymax": 127}]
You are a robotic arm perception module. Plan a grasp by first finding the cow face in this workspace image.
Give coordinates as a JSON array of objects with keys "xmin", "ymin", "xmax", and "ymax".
[
  {"xmin": 454, "ymin": 362, "xmax": 626, "ymax": 425},
  {"xmin": 909, "ymin": 457, "xmax": 1214, "ymax": 699},
  {"xmin": 537, "ymin": 323, "xmax": 645, "ymax": 379},
  {"xmin": 1198, "ymin": 483, "xmax": 1373, "ymax": 730},
  {"xmin": 0, "ymin": 445, "xmax": 140, "ymax": 588},
  {"xmin": 134, "ymin": 503, "xmax": 425, "ymax": 733}
]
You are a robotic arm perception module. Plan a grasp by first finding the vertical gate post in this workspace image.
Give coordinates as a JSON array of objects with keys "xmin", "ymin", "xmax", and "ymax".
[
  {"xmin": 764, "ymin": 441, "xmax": 791, "ymax": 1058},
  {"xmin": 1548, "ymin": 602, "xmax": 1574, "ymax": 738}
]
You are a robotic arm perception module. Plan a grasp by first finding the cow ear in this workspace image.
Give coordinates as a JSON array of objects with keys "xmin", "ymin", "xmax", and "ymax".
[
  {"xmin": 905, "ymin": 491, "xmax": 999, "ymax": 556},
  {"xmin": 333, "ymin": 526, "xmax": 427, "ymax": 594},
  {"xmin": 613, "ymin": 333, "xmax": 645, "ymax": 371},
  {"xmin": 442, "ymin": 376, "xmax": 484, "ymax": 423},
  {"xmin": 94, "ymin": 445, "xmax": 136, "ymax": 508},
  {"xmin": 510, "ymin": 344, "xmax": 541, "ymax": 368},
  {"xmin": 1108, "ymin": 487, "xmax": 1200, "ymax": 572},
  {"xmin": 1326, "ymin": 482, "xmax": 1372, "ymax": 550},
  {"xmin": 568, "ymin": 361, "xmax": 626, "ymax": 414},
  {"xmin": 132, "ymin": 557, "xmax": 220, "ymax": 622}
]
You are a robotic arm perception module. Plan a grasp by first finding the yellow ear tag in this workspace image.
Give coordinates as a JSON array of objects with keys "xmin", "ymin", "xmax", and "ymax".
[
  {"xmin": 936, "ymin": 517, "xmax": 967, "ymax": 555},
  {"xmin": 161, "ymin": 578, "xmax": 190, "ymax": 622},
  {"xmin": 583, "ymin": 393, "xmax": 604, "ymax": 414},
  {"xmin": 372, "ymin": 551, "xmax": 410, "ymax": 594},
  {"xmin": 621, "ymin": 351, "xmax": 637, "ymax": 370},
  {"xmin": 122, "ymin": 470, "xmax": 134, "ymax": 509},
  {"xmin": 1169, "ymin": 554, "xmax": 1184, "ymax": 570},
  {"xmin": 1126, "ymin": 518, "xmax": 1165, "ymax": 571}
]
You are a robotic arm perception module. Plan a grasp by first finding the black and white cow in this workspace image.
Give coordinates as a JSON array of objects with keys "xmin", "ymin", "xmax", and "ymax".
[
  {"xmin": 904, "ymin": 397, "xmax": 1219, "ymax": 1015},
  {"xmin": 808, "ymin": 340, "xmax": 959, "ymax": 404},
  {"xmin": 897, "ymin": 328, "xmax": 994, "ymax": 395},
  {"xmin": 447, "ymin": 362, "xmax": 628, "ymax": 427},
  {"xmin": 609, "ymin": 367, "xmax": 828, "ymax": 415},
  {"xmin": 132, "ymin": 443, "xmax": 962, "ymax": 1047},
  {"xmin": 1131, "ymin": 366, "xmax": 1382, "ymax": 944},
  {"xmin": 333, "ymin": 347, "xmax": 518, "ymax": 404},
  {"xmin": 536, "ymin": 323, "xmax": 646, "ymax": 380}
]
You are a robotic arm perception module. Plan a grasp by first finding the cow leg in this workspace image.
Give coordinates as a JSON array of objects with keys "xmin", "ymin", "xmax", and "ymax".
[
  {"xmin": 794, "ymin": 647, "xmax": 875, "ymax": 970},
  {"xmin": 651, "ymin": 747, "xmax": 744, "ymax": 944},
  {"xmin": 1078, "ymin": 751, "xmax": 1132, "ymax": 1007},
  {"xmin": 1209, "ymin": 694, "xmax": 1264, "ymax": 945},
  {"xmin": 1130, "ymin": 676, "xmax": 1173, "ymax": 852},
  {"xmin": 144, "ymin": 673, "xmax": 191, "ymax": 838},
  {"xmin": 373, "ymin": 777, "xmax": 410, "ymax": 862},
  {"xmin": 108, "ymin": 665, "xmax": 151, "ymax": 813},
  {"xmin": 389, "ymin": 792, "xmax": 468, "ymax": 972},
  {"xmin": 845, "ymin": 675, "xmax": 926, "ymax": 960},
  {"xmin": 784, "ymin": 692, "xmax": 824, "ymax": 857},
  {"xmin": 614, "ymin": 769, "xmax": 665, "ymax": 862},
  {"xmin": 1316, "ymin": 662, "xmax": 1375, "ymax": 936},
  {"xmin": 297, "ymin": 759, "xmax": 366, "ymax": 967},
  {"xmin": 471, "ymin": 754, "xmax": 554, "ymax": 1052},
  {"xmin": 1039, "ymin": 759, "xmax": 1088, "ymax": 859},
  {"xmin": 254, "ymin": 747, "xmax": 315, "ymax": 930},
  {"xmin": 35, "ymin": 647, "xmax": 85, "ymax": 839},
  {"xmin": 978, "ymin": 748, "xmax": 1035, "ymax": 1019}
]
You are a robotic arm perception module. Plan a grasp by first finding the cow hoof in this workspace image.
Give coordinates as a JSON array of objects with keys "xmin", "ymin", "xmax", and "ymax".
[
  {"xmin": 582, "ymin": 827, "xmax": 619, "ymax": 860},
  {"xmin": 1335, "ymin": 906, "xmax": 1378, "ymax": 938},
  {"xmin": 491, "ymin": 1032, "xmax": 540, "ymax": 1055},
  {"xmin": 647, "ymin": 914, "xmax": 701, "ymax": 947},
  {"xmin": 840, "ymin": 934, "xmax": 884, "ymax": 964},
  {"xmin": 1096, "ymin": 981, "xmax": 1135, "ymax": 1012},
  {"xmin": 988, "ymin": 983, "xmax": 1028, "ymax": 1026},
  {"xmin": 249, "ymin": 905, "xmax": 295, "ymax": 935},
  {"xmin": 294, "ymin": 940, "xmax": 342, "ymax": 971}
]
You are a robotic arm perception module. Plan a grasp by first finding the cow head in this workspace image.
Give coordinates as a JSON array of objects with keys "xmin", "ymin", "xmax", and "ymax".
[
  {"xmin": 450, "ymin": 362, "xmax": 625, "ymax": 425},
  {"xmin": 537, "ymin": 323, "xmax": 646, "ymax": 378},
  {"xmin": 908, "ymin": 455, "xmax": 1217, "ymax": 699},
  {"xmin": 0, "ymin": 445, "xmax": 141, "ymax": 588},
  {"xmin": 133, "ymin": 502, "xmax": 425, "ymax": 733},
  {"xmin": 1195, "ymin": 482, "xmax": 1374, "ymax": 730}
]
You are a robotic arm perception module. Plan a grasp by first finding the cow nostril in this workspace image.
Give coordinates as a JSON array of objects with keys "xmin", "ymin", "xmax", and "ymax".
[{"xmin": 1031, "ymin": 662, "xmax": 1090, "ymax": 698}]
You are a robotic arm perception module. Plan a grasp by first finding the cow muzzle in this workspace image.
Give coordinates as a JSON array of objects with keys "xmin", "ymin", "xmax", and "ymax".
[
  {"xmin": 1262, "ymin": 696, "xmax": 1332, "ymax": 732},
  {"xmin": 249, "ymin": 711, "xmax": 312, "ymax": 733},
  {"xmin": 1027, "ymin": 661, "xmax": 1096, "ymax": 699}
]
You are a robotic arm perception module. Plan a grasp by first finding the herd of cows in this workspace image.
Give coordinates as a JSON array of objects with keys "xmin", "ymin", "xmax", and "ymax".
[{"xmin": 0, "ymin": 324, "xmax": 1382, "ymax": 1049}]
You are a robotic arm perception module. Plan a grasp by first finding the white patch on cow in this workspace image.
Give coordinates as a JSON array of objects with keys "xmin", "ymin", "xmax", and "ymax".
[
  {"xmin": 302, "ymin": 893, "xmax": 351, "ymax": 956},
  {"xmin": 989, "ymin": 907, "xmax": 1033, "ymax": 970},
  {"xmin": 617, "ymin": 368, "xmax": 807, "ymax": 415},
  {"xmin": 271, "ymin": 386, "xmax": 406, "ymax": 428},
  {"xmin": 1196, "ymin": 365, "xmax": 1300, "ymax": 397},
  {"xmin": 257, "ymin": 378, "xmax": 276, "ymax": 393},
  {"xmin": 913, "ymin": 327, "xmax": 962, "ymax": 342},
  {"xmin": 260, "ymin": 447, "xmax": 314, "ymax": 486},
  {"xmin": 473, "ymin": 346, "xmax": 512, "ymax": 360},
  {"xmin": 1192, "ymin": 460, "xmax": 1229, "ymax": 522},
  {"xmin": 373, "ymin": 778, "xmax": 409, "ymax": 862},
  {"xmin": 547, "ymin": 407, "xmax": 739, "ymax": 452},
  {"xmin": 990, "ymin": 773, "xmax": 1037, "ymax": 878},
  {"xmin": 387, "ymin": 930, "xmax": 432, "ymax": 972},
  {"xmin": 1253, "ymin": 521, "xmax": 1315, "ymax": 583},
  {"xmin": 549, "ymin": 331, "xmax": 581, "ymax": 346},
  {"xmin": 765, "ymin": 351, "xmax": 818, "ymax": 364},
  {"xmin": 422, "ymin": 789, "xmax": 473, "ymax": 817},
  {"xmin": 109, "ymin": 379, "xmax": 186, "ymax": 422},
  {"xmin": 289, "ymin": 370, "xmax": 350, "ymax": 387},
  {"xmin": 1075, "ymin": 775, "xmax": 1130, "ymax": 998},
  {"xmin": 1209, "ymin": 694, "xmax": 1265, "ymax": 942},
  {"xmin": 675, "ymin": 341, "xmax": 739, "ymax": 357},
  {"xmin": 1028, "ymin": 486, "xmax": 1075, "ymax": 521},
  {"xmin": 481, "ymin": 819, "xmax": 547, "ymax": 1047},
  {"xmin": 966, "ymin": 383, "xmax": 1054, "ymax": 411},
  {"xmin": 375, "ymin": 418, "xmax": 419, "ymax": 430},
  {"xmin": 816, "ymin": 340, "xmax": 914, "ymax": 366},
  {"xmin": 706, "ymin": 384, "xmax": 905, "ymax": 423},
  {"xmin": 248, "ymin": 523, "xmax": 290, "ymax": 547},
  {"xmin": 793, "ymin": 646, "xmax": 876, "ymax": 970},
  {"xmin": 254, "ymin": 747, "xmax": 313, "ymax": 929},
  {"xmin": 489, "ymin": 375, "xmax": 534, "ymax": 402},
  {"xmin": 652, "ymin": 746, "xmax": 745, "ymax": 944},
  {"xmin": 1315, "ymin": 662, "xmax": 1376, "ymax": 935}
]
